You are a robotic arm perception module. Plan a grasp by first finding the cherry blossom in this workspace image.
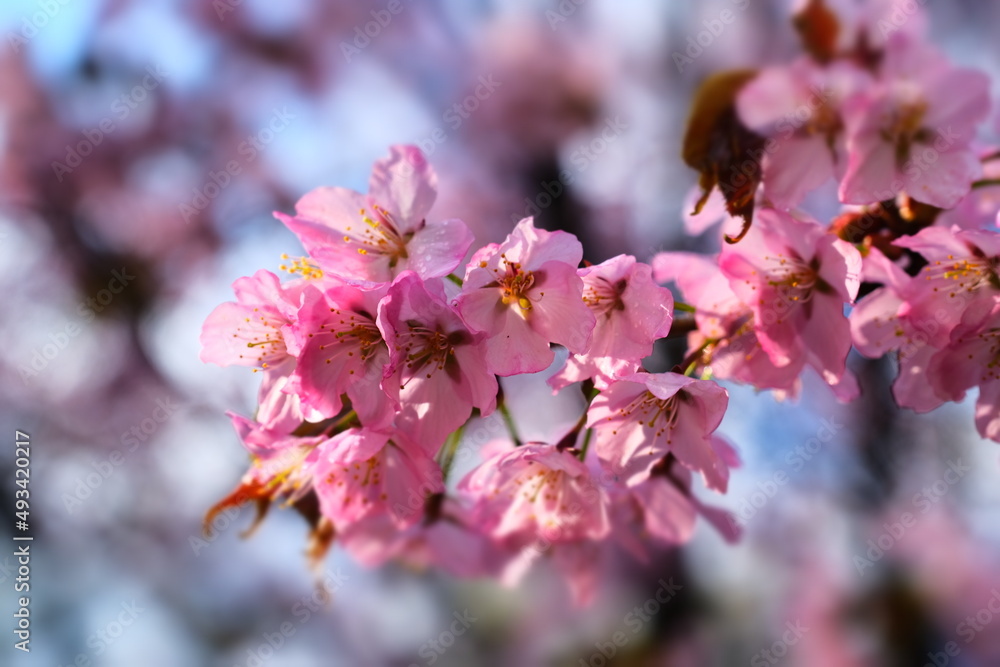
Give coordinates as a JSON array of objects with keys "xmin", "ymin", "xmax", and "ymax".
[
  {"xmin": 737, "ymin": 58, "xmax": 869, "ymax": 209},
  {"xmin": 200, "ymin": 269, "xmax": 304, "ymax": 372},
  {"xmin": 928, "ymin": 301, "xmax": 1000, "ymax": 441},
  {"xmin": 377, "ymin": 272, "xmax": 498, "ymax": 453},
  {"xmin": 275, "ymin": 145, "xmax": 474, "ymax": 283},
  {"xmin": 459, "ymin": 443, "xmax": 611, "ymax": 546},
  {"xmin": 587, "ymin": 372, "xmax": 730, "ymax": 492},
  {"xmin": 892, "ymin": 225, "xmax": 1000, "ymax": 349},
  {"xmin": 653, "ymin": 251, "xmax": 804, "ymax": 396},
  {"xmin": 313, "ymin": 428, "xmax": 443, "ymax": 528},
  {"xmin": 718, "ymin": 208, "xmax": 862, "ymax": 393},
  {"xmin": 288, "ymin": 283, "xmax": 396, "ymax": 428},
  {"xmin": 839, "ymin": 35, "xmax": 990, "ymax": 208},
  {"xmin": 551, "ymin": 254, "xmax": 673, "ymax": 389},
  {"xmin": 456, "ymin": 217, "xmax": 596, "ymax": 376}
]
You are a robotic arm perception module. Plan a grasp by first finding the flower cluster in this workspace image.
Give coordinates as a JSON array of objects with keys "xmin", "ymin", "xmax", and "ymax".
[
  {"xmin": 662, "ymin": 0, "xmax": 1000, "ymax": 444},
  {"xmin": 201, "ymin": 1, "xmax": 1000, "ymax": 604},
  {"xmin": 201, "ymin": 145, "xmax": 734, "ymax": 604}
]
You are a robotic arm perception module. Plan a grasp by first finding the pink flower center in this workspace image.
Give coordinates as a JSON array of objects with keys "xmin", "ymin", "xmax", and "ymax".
[
  {"xmin": 760, "ymin": 252, "xmax": 822, "ymax": 316},
  {"xmin": 492, "ymin": 461, "xmax": 578, "ymax": 533},
  {"xmin": 342, "ymin": 204, "xmax": 412, "ymax": 267},
  {"xmin": 880, "ymin": 98, "xmax": 932, "ymax": 168},
  {"xmin": 398, "ymin": 323, "xmax": 467, "ymax": 381},
  {"xmin": 237, "ymin": 307, "xmax": 287, "ymax": 371},
  {"xmin": 921, "ymin": 253, "xmax": 999, "ymax": 298},
  {"xmin": 316, "ymin": 310, "xmax": 384, "ymax": 368},
  {"xmin": 610, "ymin": 391, "xmax": 682, "ymax": 444},
  {"xmin": 278, "ymin": 254, "xmax": 323, "ymax": 280},
  {"xmin": 976, "ymin": 328, "xmax": 1000, "ymax": 383},
  {"xmin": 583, "ymin": 277, "xmax": 627, "ymax": 317},
  {"xmin": 803, "ymin": 99, "xmax": 843, "ymax": 156},
  {"xmin": 496, "ymin": 259, "xmax": 539, "ymax": 312},
  {"xmin": 322, "ymin": 457, "xmax": 387, "ymax": 507}
]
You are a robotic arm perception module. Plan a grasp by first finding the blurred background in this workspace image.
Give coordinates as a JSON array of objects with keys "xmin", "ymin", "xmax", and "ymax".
[{"xmin": 3, "ymin": 0, "xmax": 1000, "ymax": 665}]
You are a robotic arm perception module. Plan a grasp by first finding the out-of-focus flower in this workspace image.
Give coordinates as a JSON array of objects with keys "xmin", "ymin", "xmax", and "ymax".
[
  {"xmin": 313, "ymin": 427, "xmax": 443, "ymax": 528},
  {"xmin": 719, "ymin": 209, "xmax": 862, "ymax": 394},
  {"xmin": 588, "ymin": 372, "xmax": 730, "ymax": 492},
  {"xmin": 839, "ymin": 35, "xmax": 990, "ymax": 208}
]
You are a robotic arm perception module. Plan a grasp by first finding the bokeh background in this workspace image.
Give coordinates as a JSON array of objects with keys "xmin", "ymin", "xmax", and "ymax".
[{"xmin": 3, "ymin": 0, "xmax": 1000, "ymax": 665}]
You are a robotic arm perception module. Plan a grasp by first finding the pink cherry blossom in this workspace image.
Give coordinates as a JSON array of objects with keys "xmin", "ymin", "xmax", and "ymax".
[
  {"xmin": 839, "ymin": 35, "xmax": 990, "ymax": 208},
  {"xmin": 199, "ymin": 269, "xmax": 303, "ymax": 372},
  {"xmin": 275, "ymin": 145, "xmax": 474, "ymax": 283},
  {"xmin": 737, "ymin": 58, "xmax": 870, "ymax": 210},
  {"xmin": 313, "ymin": 428, "xmax": 443, "ymax": 529},
  {"xmin": 718, "ymin": 209, "xmax": 862, "ymax": 392},
  {"xmin": 551, "ymin": 255, "xmax": 673, "ymax": 389},
  {"xmin": 587, "ymin": 372, "xmax": 730, "ymax": 492},
  {"xmin": 627, "ymin": 447, "xmax": 741, "ymax": 546},
  {"xmin": 225, "ymin": 412, "xmax": 327, "ymax": 505},
  {"xmin": 927, "ymin": 300, "xmax": 1000, "ymax": 441},
  {"xmin": 455, "ymin": 217, "xmax": 596, "ymax": 376},
  {"xmin": 459, "ymin": 443, "xmax": 611, "ymax": 545},
  {"xmin": 377, "ymin": 271, "xmax": 498, "ymax": 453},
  {"xmin": 653, "ymin": 251, "xmax": 804, "ymax": 397},
  {"xmin": 201, "ymin": 270, "xmax": 323, "ymax": 431},
  {"xmin": 288, "ymin": 283, "xmax": 396, "ymax": 428},
  {"xmin": 893, "ymin": 225, "xmax": 1000, "ymax": 349}
]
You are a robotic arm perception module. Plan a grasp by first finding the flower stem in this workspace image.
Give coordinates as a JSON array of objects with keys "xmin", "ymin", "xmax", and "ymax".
[
  {"xmin": 972, "ymin": 178, "xmax": 1000, "ymax": 190},
  {"xmin": 674, "ymin": 301, "xmax": 696, "ymax": 313},
  {"xmin": 439, "ymin": 425, "xmax": 465, "ymax": 482},
  {"xmin": 498, "ymin": 401, "xmax": 522, "ymax": 447},
  {"xmin": 446, "ymin": 273, "xmax": 464, "ymax": 286},
  {"xmin": 329, "ymin": 410, "xmax": 358, "ymax": 433},
  {"xmin": 679, "ymin": 339, "xmax": 714, "ymax": 376},
  {"xmin": 577, "ymin": 428, "xmax": 594, "ymax": 462}
]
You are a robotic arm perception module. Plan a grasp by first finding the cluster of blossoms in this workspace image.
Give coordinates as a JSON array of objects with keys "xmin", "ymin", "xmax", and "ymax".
[
  {"xmin": 201, "ymin": 2, "xmax": 1000, "ymax": 602},
  {"xmin": 670, "ymin": 0, "xmax": 1000, "ymax": 431},
  {"xmin": 202, "ymin": 146, "xmax": 737, "ymax": 603}
]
